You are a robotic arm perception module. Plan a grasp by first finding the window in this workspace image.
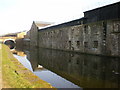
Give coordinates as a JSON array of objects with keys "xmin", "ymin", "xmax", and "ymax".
[
  {"xmin": 84, "ymin": 42, "xmax": 88, "ymax": 48},
  {"xmin": 76, "ymin": 41, "xmax": 80, "ymax": 47},
  {"xmin": 68, "ymin": 41, "xmax": 72, "ymax": 49},
  {"xmin": 93, "ymin": 41, "xmax": 98, "ymax": 48},
  {"xmin": 84, "ymin": 25, "xmax": 88, "ymax": 34},
  {"xmin": 69, "ymin": 41, "xmax": 71, "ymax": 46}
]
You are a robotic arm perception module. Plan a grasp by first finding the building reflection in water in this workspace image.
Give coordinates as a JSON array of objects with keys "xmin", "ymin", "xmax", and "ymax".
[{"xmin": 15, "ymin": 46, "xmax": 120, "ymax": 88}]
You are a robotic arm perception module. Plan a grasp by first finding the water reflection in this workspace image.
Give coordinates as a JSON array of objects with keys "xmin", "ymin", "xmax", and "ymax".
[
  {"xmin": 14, "ymin": 48, "xmax": 80, "ymax": 88},
  {"xmin": 15, "ymin": 47, "xmax": 120, "ymax": 88}
]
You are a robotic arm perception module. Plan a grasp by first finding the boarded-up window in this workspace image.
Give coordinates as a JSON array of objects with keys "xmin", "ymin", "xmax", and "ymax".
[{"xmin": 93, "ymin": 41, "xmax": 98, "ymax": 48}]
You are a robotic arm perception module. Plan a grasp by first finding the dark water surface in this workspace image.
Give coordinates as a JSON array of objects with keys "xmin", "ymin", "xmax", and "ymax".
[{"xmin": 13, "ymin": 47, "xmax": 120, "ymax": 88}]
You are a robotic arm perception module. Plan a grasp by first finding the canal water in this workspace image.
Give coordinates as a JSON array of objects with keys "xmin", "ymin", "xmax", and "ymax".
[{"xmin": 12, "ymin": 47, "xmax": 120, "ymax": 88}]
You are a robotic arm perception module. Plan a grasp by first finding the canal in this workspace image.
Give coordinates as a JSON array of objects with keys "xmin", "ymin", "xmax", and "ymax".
[{"xmin": 12, "ymin": 46, "xmax": 120, "ymax": 88}]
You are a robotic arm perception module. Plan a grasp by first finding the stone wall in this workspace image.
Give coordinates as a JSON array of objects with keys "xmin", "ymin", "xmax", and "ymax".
[
  {"xmin": 38, "ymin": 19, "xmax": 120, "ymax": 57},
  {"xmin": 106, "ymin": 19, "xmax": 120, "ymax": 56},
  {"xmin": 30, "ymin": 21, "xmax": 39, "ymax": 47}
]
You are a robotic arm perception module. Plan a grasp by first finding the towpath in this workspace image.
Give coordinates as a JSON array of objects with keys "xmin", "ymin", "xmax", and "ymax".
[{"xmin": 0, "ymin": 44, "xmax": 2, "ymax": 89}]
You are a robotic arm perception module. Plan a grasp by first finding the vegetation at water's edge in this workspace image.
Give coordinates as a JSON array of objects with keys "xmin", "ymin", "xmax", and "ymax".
[{"xmin": 0, "ymin": 44, "xmax": 55, "ymax": 88}]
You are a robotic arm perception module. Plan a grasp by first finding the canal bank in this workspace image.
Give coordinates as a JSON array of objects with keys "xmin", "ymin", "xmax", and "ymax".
[{"xmin": 0, "ymin": 44, "xmax": 54, "ymax": 88}]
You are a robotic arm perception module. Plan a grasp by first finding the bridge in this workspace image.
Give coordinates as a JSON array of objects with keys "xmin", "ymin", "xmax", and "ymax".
[{"xmin": 0, "ymin": 32, "xmax": 26, "ymax": 49}]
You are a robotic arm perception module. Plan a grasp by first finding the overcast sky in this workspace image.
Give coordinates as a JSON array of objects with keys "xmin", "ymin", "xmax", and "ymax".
[{"xmin": 0, "ymin": 0, "xmax": 119, "ymax": 35}]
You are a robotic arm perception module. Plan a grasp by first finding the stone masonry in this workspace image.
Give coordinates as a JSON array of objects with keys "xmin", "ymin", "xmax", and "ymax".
[{"xmin": 38, "ymin": 19, "xmax": 120, "ymax": 57}]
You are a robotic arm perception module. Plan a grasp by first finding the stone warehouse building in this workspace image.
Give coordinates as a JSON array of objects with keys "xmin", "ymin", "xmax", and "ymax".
[
  {"xmin": 29, "ymin": 2, "xmax": 120, "ymax": 57},
  {"xmin": 29, "ymin": 21, "xmax": 53, "ymax": 46}
]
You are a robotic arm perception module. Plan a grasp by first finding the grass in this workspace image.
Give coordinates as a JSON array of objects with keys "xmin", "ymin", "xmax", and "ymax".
[{"xmin": 0, "ymin": 44, "xmax": 55, "ymax": 88}]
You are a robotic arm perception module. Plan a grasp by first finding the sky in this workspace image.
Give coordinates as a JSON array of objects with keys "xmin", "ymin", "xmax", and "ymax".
[{"xmin": 0, "ymin": 0, "xmax": 119, "ymax": 35}]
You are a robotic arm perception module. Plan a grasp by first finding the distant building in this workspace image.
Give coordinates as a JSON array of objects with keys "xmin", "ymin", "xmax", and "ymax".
[{"xmin": 17, "ymin": 31, "xmax": 26, "ymax": 38}]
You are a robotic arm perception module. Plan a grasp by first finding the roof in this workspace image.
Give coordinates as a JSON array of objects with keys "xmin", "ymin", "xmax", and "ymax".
[
  {"xmin": 34, "ymin": 21, "xmax": 54, "ymax": 28},
  {"xmin": 39, "ymin": 17, "xmax": 85, "ymax": 31},
  {"xmin": 84, "ymin": 1, "xmax": 120, "ymax": 13}
]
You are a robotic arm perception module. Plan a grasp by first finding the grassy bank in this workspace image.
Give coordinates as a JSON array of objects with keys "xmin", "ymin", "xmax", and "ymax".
[{"xmin": 0, "ymin": 44, "xmax": 55, "ymax": 88}]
